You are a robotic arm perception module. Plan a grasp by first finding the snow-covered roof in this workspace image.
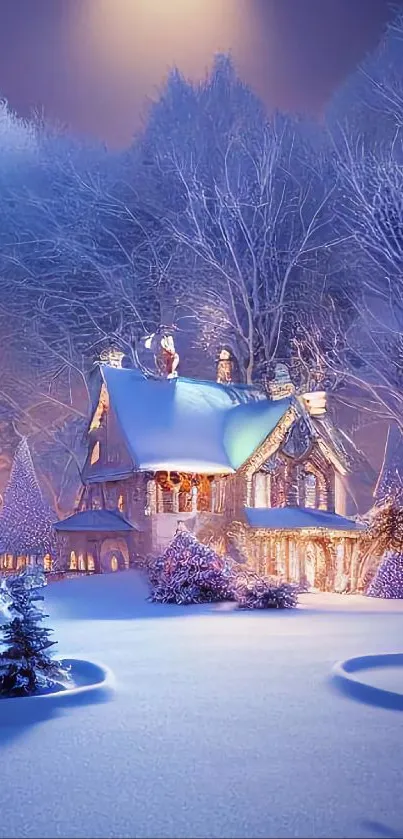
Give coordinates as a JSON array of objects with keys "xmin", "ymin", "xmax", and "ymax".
[
  {"xmin": 98, "ymin": 366, "xmax": 292, "ymax": 474},
  {"xmin": 54, "ymin": 509, "xmax": 137, "ymax": 533},
  {"xmin": 244, "ymin": 506, "xmax": 365, "ymax": 531}
]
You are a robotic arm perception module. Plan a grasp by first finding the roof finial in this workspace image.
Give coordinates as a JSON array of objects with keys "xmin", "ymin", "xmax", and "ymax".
[{"xmin": 100, "ymin": 347, "xmax": 125, "ymax": 369}]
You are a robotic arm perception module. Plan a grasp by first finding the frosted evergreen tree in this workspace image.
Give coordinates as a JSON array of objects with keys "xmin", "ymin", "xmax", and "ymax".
[
  {"xmin": 0, "ymin": 438, "xmax": 55, "ymax": 561},
  {"xmin": 149, "ymin": 530, "xmax": 235, "ymax": 604},
  {"xmin": 367, "ymin": 552, "xmax": 403, "ymax": 599},
  {"xmin": 0, "ymin": 569, "xmax": 70, "ymax": 697}
]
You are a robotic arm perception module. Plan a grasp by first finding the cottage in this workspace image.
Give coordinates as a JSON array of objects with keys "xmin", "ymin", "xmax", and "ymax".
[{"xmin": 54, "ymin": 349, "xmax": 364, "ymax": 591}]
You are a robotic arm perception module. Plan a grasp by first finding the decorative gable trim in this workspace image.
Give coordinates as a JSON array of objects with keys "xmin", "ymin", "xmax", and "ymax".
[
  {"xmin": 237, "ymin": 405, "xmax": 298, "ymax": 507},
  {"xmin": 239, "ymin": 405, "xmax": 298, "ymax": 478},
  {"xmin": 317, "ymin": 439, "xmax": 347, "ymax": 477}
]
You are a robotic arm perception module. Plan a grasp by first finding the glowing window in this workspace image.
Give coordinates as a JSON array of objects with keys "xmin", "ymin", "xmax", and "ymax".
[
  {"xmin": 78, "ymin": 553, "xmax": 86, "ymax": 571},
  {"xmin": 69, "ymin": 551, "xmax": 78, "ymax": 571},
  {"xmin": 87, "ymin": 553, "xmax": 95, "ymax": 572},
  {"xmin": 43, "ymin": 554, "xmax": 52, "ymax": 572},
  {"xmin": 90, "ymin": 441, "xmax": 100, "ymax": 465},
  {"xmin": 111, "ymin": 555, "xmax": 119, "ymax": 572},
  {"xmin": 118, "ymin": 494, "xmax": 124, "ymax": 512}
]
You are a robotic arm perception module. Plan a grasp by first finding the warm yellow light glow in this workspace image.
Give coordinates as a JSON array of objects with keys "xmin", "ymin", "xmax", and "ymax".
[
  {"xmin": 71, "ymin": 0, "xmax": 258, "ymax": 145},
  {"xmin": 43, "ymin": 553, "xmax": 52, "ymax": 572}
]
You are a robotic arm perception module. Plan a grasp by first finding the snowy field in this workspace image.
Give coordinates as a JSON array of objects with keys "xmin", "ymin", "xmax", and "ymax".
[{"xmin": 1, "ymin": 572, "xmax": 403, "ymax": 839}]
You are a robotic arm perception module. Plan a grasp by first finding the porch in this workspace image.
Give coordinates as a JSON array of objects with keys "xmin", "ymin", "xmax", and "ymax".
[{"xmin": 243, "ymin": 507, "xmax": 365, "ymax": 591}]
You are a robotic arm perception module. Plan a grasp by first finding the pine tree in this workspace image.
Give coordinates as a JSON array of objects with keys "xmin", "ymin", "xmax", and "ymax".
[
  {"xmin": 367, "ymin": 499, "xmax": 403, "ymax": 557},
  {"xmin": 0, "ymin": 438, "xmax": 55, "ymax": 560},
  {"xmin": 0, "ymin": 569, "xmax": 70, "ymax": 697},
  {"xmin": 149, "ymin": 530, "xmax": 234, "ymax": 604},
  {"xmin": 366, "ymin": 552, "xmax": 403, "ymax": 599}
]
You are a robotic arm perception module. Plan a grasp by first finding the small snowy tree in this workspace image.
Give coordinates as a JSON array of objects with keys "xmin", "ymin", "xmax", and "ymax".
[
  {"xmin": 0, "ymin": 569, "xmax": 70, "ymax": 697},
  {"xmin": 367, "ymin": 552, "xmax": 403, "ymax": 599},
  {"xmin": 368, "ymin": 499, "xmax": 403, "ymax": 557},
  {"xmin": 0, "ymin": 438, "xmax": 56, "ymax": 562},
  {"xmin": 233, "ymin": 570, "xmax": 298, "ymax": 610},
  {"xmin": 149, "ymin": 530, "xmax": 234, "ymax": 604}
]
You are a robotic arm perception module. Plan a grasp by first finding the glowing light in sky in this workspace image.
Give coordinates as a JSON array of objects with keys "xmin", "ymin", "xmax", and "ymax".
[{"xmin": 71, "ymin": 0, "xmax": 261, "ymax": 144}]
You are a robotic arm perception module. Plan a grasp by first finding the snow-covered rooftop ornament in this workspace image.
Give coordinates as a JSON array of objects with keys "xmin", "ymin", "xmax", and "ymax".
[{"xmin": 100, "ymin": 347, "xmax": 125, "ymax": 369}]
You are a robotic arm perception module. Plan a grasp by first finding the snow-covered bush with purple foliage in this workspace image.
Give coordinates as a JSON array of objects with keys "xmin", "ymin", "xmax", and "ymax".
[
  {"xmin": 148, "ymin": 531, "xmax": 298, "ymax": 609},
  {"xmin": 148, "ymin": 531, "xmax": 235, "ymax": 605},
  {"xmin": 233, "ymin": 571, "xmax": 298, "ymax": 610}
]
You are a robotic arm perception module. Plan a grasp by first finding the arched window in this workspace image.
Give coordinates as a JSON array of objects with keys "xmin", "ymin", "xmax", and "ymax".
[
  {"xmin": 87, "ymin": 553, "xmax": 95, "ymax": 572},
  {"xmin": 118, "ymin": 494, "xmax": 124, "ymax": 513},
  {"xmin": 253, "ymin": 472, "xmax": 271, "ymax": 507},
  {"xmin": 304, "ymin": 473, "xmax": 317, "ymax": 508},
  {"xmin": 78, "ymin": 553, "xmax": 86, "ymax": 571},
  {"xmin": 111, "ymin": 555, "xmax": 119, "ymax": 572},
  {"xmin": 69, "ymin": 551, "xmax": 78, "ymax": 571}
]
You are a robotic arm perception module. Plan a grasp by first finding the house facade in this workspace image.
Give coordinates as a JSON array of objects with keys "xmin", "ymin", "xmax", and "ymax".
[{"xmin": 54, "ymin": 353, "xmax": 364, "ymax": 591}]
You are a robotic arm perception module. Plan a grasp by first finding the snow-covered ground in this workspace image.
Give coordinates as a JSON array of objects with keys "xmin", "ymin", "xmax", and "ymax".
[{"xmin": 1, "ymin": 572, "xmax": 403, "ymax": 839}]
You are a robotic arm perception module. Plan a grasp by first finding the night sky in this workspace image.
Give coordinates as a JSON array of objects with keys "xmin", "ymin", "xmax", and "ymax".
[{"xmin": 0, "ymin": 0, "xmax": 398, "ymax": 146}]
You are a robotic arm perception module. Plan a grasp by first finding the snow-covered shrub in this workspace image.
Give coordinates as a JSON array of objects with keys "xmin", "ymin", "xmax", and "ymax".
[
  {"xmin": 233, "ymin": 571, "xmax": 298, "ymax": 610},
  {"xmin": 148, "ymin": 530, "xmax": 235, "ymax": 605},
  {"xmin": 0, "ymin": 569, "xmax": 71, "ymax": 697},
  {"xmin": 366, "ymin": 551, "xmax": 403, "ymax": 599}
]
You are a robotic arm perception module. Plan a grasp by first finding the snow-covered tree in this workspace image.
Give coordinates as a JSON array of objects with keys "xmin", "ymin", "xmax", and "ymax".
[
  {"xmin": 0, "ymin": 568, "xmax": 70, "ymax": 696},
  {"xmin": 367, "ymin": 551, "xmax": 403, "ymax": 599},
  {"xmin": 136, "ymin": 57, "xmax": 350, "ymax": 384},
  {"xmin": 322, "ymin": 10, "xmax": 403, "ymax": 429},
  {"xmin": 148, "ymin": 530, "xmax": 234, "ymax": 604},
  {"xmin": 233, "ymin": 570, "xmax": 298, "ymax": 609},
  {"xmin": 0, "ymin": 438, "xmax": 55, "ymax": 560}
]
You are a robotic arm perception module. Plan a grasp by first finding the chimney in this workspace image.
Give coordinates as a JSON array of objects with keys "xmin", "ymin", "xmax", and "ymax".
[
  {"xmin": 299, "ymin": 391, "xmax": 327, "ymax": 416},
  {"xmin": 100, "ymin": 347, "xmax": 125, "ymax": 369},
  {"xmin": 216, "ymin": 347, "xmax": 235, "ymax": 384}
]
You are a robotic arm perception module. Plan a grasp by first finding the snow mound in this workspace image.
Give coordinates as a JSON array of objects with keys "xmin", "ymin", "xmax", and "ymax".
[{"xmin": 331, "ymin": 653, "xmax": 403, "ymax": 711}]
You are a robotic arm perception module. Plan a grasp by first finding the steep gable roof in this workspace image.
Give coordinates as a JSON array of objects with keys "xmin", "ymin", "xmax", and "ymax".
[{"xmin": 95, "ymin": 365, "xmax": 292, "ymax": 474}]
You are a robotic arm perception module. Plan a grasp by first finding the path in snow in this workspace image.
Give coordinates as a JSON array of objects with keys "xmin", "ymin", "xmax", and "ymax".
[{"xmin": 0, "ymin": 571, "xmax": 402, "ymax": 839}]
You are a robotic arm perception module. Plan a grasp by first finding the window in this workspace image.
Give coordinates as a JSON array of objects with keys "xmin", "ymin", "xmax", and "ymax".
[
  {"xmin": 111, "ymin": 555, "xmax": 119, "ymax": 572},
  {"xmin": 118, "ymin": 494, "xmax": 124, "ymax": 513},
  {"xmin": 304, "ymin": 473, "xmax": 317, "ymax": 508},
  {"xmin": 43, "ymin": 554, "xmax": 52, "ymax": 572},
  {"xmin": 78, "ymin": 553, "xmax": 86, "ymax": 571},
  {"xmin": 254, "ymin": 472, "xmax": 271, "ymax": 508},
  {"xmin": 87, "ymin": 553, "xmax": 95, "ymax": 572},
  {"xmin": 69, "ymin": 551, "xmax": 78, "ymax": 571}
]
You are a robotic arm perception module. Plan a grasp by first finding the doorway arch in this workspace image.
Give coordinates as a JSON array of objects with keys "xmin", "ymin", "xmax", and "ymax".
[{"xmin": 100, "ymin": 537, "xmax": 130, "ymax": 573}]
